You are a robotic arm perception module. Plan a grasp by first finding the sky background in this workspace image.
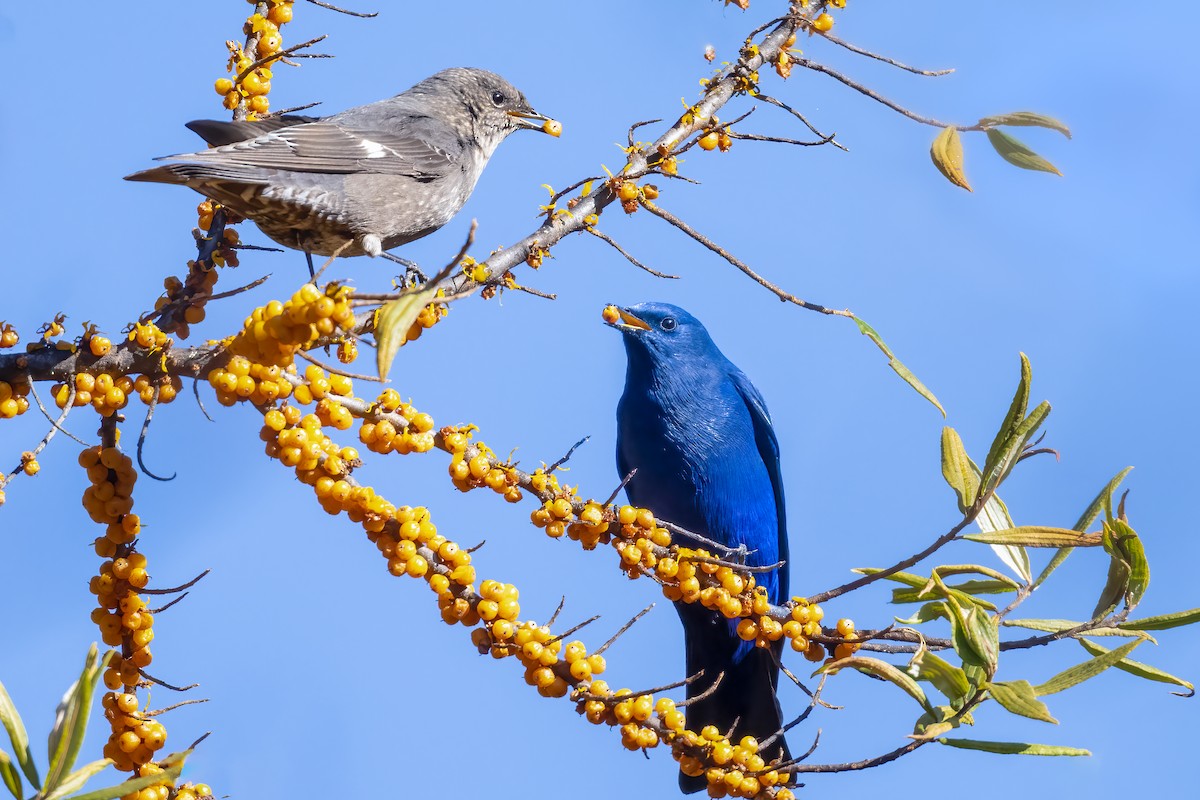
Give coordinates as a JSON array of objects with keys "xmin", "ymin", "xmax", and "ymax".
[{"xmin": 1, "ymin": 1, "xmax": 1197, "ymax": 798}]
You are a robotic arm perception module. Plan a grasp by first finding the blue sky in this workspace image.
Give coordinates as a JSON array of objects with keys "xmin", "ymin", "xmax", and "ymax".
[{"xmin": 1, "ymin": 1, "xmax": 1197, "ymax": 798}]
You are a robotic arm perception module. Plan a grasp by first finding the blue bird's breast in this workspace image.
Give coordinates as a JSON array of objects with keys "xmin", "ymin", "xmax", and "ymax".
[{"xmin": 617, "ymin": 373, "xmax": 782, "ymax": 605}]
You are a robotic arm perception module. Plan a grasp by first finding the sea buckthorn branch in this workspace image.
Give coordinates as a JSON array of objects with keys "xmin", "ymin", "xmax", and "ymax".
[
  {"xmin": 416, "ymin": 3, "xmax": 818, "ymax": 299},
  {"xmin": 78, "ymin": 419, "xmax": 217, "ymax": 800},
  {"xmin": 247, "ymin": 396, "xmax": 810, "ymax": 799}
]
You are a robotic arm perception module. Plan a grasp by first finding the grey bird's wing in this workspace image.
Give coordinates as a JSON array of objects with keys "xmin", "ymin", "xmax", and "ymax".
[
  {"xmin": 185, "ymin": 115, "xmax": 322, "ymax": 147},
  {"xmin": 160, "ymin": 120, "xmax": 460, "ymax": 179},
  {"xmin": 728, "ymin": 369, "xmax": 789, "ymax": 597}
]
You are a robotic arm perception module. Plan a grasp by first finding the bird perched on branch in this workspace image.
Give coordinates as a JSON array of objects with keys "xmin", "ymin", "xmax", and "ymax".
[
  {"xmin": 126, "ymin": 67, "xmax": 560, "ymax": 272},
  {"xmin": 607, "ymin": 302, "xmax": 792, "ymax": 793}
]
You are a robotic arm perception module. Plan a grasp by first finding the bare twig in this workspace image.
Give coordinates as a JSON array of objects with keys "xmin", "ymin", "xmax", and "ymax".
[
  {"xmin": 302, "ymin": 0, "xmax": 378, "ymax": 18},
  {"xmin": 594, "ymin": 602, "xmax": 655, "ymax": 656},
  {"xmin": 813, "ymin": 28, "xmax": 954, "ymax": 76},
  {"xmin": 586, "ymin": 227, "xmax": 680, "ymax": 279},
  {"xmin": 641, "ymin": 200, "xmax": 853, "ymax": 317}
]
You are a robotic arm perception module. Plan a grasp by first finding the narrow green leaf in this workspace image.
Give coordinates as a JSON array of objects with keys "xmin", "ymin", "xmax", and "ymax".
[
  {"xmin": 1075, "ymin": 468, "xmax": 1135, "ymax": 533},
  {"xmin": 985, "ymin": 129, "xmax": 1063, "ymax": 175},
  {"xmin": 911, "ymin": 705, "xmax": 964, "ymax": 740},
  {"xmin": 852, "ymin": 568, "xmax": 927, "ymax": 589},
  {"xmin": 374, "ymin": 287, "xmax": 437, "ymax": 382},
  {"xmin": 42, "ymin": 759, "xmax": 112, "ymax": 800},
  {"xmin": 978, "ymin": 111, "xmax": 1072, "ymax": 139},
  {"xmin": 0, "ymin": 750, "xmax": 22, "ymax": 800},
  {"xmin": 1078, "ymin": 638, "xmax": 1194, "ymax": 697},
  {"xmin": 964, "ymin": 526, "xmax": 1102, "ymax": 548},
  {"xmin": 938, "ymin": 738, "xmax": 1090, "ymax": 756},
  {"xmin": 1111, "ymin": 519, "xmax": 1149, "ymax": 607},
  {"xmin": 0, "ymin": 684, "xmax": 37, "ymax": 790},
  {"xmin": 945, "ymin": 596, "xmax": 996, "ymax": 674},
  {"xmin": 909, "ymin": 648, "xmax": 971, "ymax": 702},
  {"xmin": 45, "ymin": 646, "xmax": 108, "ymax": 795},
  {"xmin": 1002, "ymin": 619, "xmax": 1154, "ymax": 641},
  {"xmin": 895, "ymin": 602, "xmax": 949, "ymax": 626},
  {"xmin": 988, "ymin": 680, "xmax": 1057, "ymax": 723},
  {"xmin": 951, "ymin": 580, "xmax": 1018, "ymax": 596},
  {"xmin": 930, "ymin": 126, "xmax": 972, "ymax": 191},
  {"xmin": 816, "ymin": 656, "xmax": 933, "ymax": 712},
  {"xmin": 1035, "ymin": 638, "xmax": 1144, "ymax": 696},
  {"xmin": 981, "ymin": 353, "xmax": 1031, "ymax": 484},
  {"xmin": 891, "ymin": 586, "xmax": 997, "ymax": 611},
  {"xmin": 854, "ymin": 317, "xmax": 945, "ymax": 416},
  {"xmin": 941, "ymin": 427, "xmax": 977, "ymax": 512},
  {"xmin": 67, "ymin": 752, "xmax": 186, "ymax": 800},
  {"xmin": 1118, "ymin": 607, "xmax": 1200, "ymax": 631},
  {"xmin": 981, "ymin": 401, "xmax": 1051, "ymax": 499},
  {"xmin": 1093, "ymin": 521, "xmax": 1132, "ymax": 619},
  {"xmin": 927, "ymin": 565, "xmax": 1022, "ymax": 588}
]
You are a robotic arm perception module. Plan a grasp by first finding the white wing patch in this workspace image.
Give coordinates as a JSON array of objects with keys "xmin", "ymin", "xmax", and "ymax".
[{"xmin": 358, "ymin": 138, "xmax": 389, "ymax": 159}]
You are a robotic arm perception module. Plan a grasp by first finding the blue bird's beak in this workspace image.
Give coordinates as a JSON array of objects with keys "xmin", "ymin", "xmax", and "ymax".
[{"xmin": 602, "ymin": 304, "xmax": 651, "ymax": 333}]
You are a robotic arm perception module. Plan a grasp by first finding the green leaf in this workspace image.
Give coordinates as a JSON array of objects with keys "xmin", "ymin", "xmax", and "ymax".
[
  {"xmin": 911, "ymin": 705, "xmax": 964, "ymax": 740},
  {"xmin": 909, "ymin": 648, "xmax": 971, "ymax": 702},
  {"xmin": 941, "ymin": 427, "xmax": 977, "ymax": 512},
  {"xmin": 854, "ymin": 317, "xmax": 945, "ymax": 416},
  {"xmin": 895, "ymin": 602, "xmax": 949, "ymax": 626},
  {"xmin": 981, "ymin": 353, "xmax": 1031, "ymax": 482},
  {"xmin": 930, "ymin": 125, "xmax": 972, "ymax": 191},
  {"xmin": 981, "ymin": 401, "xmax": 1051, "ymax": 499},
  {"xmin": 891, "ymin": 586, "xmax": 997, "ymax": 611},
  {"xmin": 0, "ymin": 750, "xmax": 22, "ymax": 800},
  {"xmin": 67, "ymin": 751, "xmax": 187, "ymax": 800},
  {"xmin": 1093, "ymin": 521, "xmax": 1132, "ymax": 619},
  {"xmin": 1111, "ymin": 519, "xmax": 1149, "ymax": 607},
  {"xmin": 1035, "ymin": 638, "xmax": 1144, "ymax": 696},
  {"xmin": 978, "ymin": 111, "xmax": 1072, "ymax": 139},
  {"xmin": 951, "ymin": 580, "xmax": 1018, "ymax": 596},
  {"xmin": 816, "ymin": 656, "xmax": 933, "ymax": 712},
  {"xmin": 1078, "ymin": 638, "xmax": 1194, "ymax": 697},
  {"xmin": 1118, "ymin": 607, "xmax": 1200, "ymax": 631},
  {"xmin": 964, "ymin": 526, "xmax": 1102, "ymax": 548},
  {"xmin": 373, "ymin": 286, "xmax": 437, "ymax": 382},
  {"xmin": 985, "ymin": 128, "xmax": 1063, "ymax": 176},
  {"xmin": 0, "ymin": 683, "xmax": 37, "ymax": 790},
  {"xmin": 938, "ymin": 738, "xmax": 1090, "ymax": 756},
  {"xmin": 42, "ymin": 759, "xmax": 111, "ymax": 800},
  {"xmin": 945, "ymin": 596, "xmax": 997, "ymax": 675},
  {"xmin": 1036, "ymin": 467, "xmax": 1134, "ymax": 588},
  {"xmin": 44, "ymin": 646, "xmax": 108, "ymax": 795},
  {"xmin": 1003, "ymin": 619, "xmax": 1154, "ymax": 641},
  {"xmin": 988, "ymin": 680, "xmax": 1057, "ymax": 723}
]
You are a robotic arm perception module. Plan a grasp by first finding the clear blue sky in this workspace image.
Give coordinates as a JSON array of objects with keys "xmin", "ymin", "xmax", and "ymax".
[{"xmin": 1, "ymin": 2, "xmax": 1196, "ymax": 798}]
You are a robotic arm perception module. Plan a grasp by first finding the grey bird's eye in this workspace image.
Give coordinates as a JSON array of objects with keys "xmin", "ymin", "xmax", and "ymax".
[
  {"xmin": 660, "ymin": 317, "xmax": 677, "ymax": 331},
  {"xmin": 491, "ymin": 90, "xmax": 507, "ymax": 107}
]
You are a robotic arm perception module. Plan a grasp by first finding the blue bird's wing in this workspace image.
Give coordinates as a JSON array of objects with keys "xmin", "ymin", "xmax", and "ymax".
[{"xmin": 728, "ymin": 369, "xmax": 789, "ymax": 604}]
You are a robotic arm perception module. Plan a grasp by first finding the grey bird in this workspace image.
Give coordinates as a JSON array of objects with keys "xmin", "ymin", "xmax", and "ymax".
[{"xmin": 125, "ymin": 67, "xmax": 559, "ymax": 267}]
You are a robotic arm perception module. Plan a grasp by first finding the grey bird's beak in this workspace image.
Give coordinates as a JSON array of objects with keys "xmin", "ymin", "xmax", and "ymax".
[
  {"xmin": 603, "ymin": 304, "xmax": 651, "ymax": 332},
  {"xmin": 509, "ymin": 109, "xmax": 562, "ymax": 137}
]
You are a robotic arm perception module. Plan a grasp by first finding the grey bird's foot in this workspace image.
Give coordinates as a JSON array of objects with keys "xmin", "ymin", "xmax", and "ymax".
[{"xmin": 381, "ymin": 252, "xmax": 427, "ymax": 287}]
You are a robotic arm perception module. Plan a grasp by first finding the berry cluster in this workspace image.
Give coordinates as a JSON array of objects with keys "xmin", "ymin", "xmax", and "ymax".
[
  {"xmin": 575, "ymin": 683, "xmax": 796, "ymax": 799},
  {"xmin": 215, "ymin": 1, "xmax": 295, "ymax": 117},
  {"xmin": 206, "ymin": 284, "xmax": 356, "ymax": 406},
  {"xmin": 0, "ymin": 378, "xmax": 31, "ymax": 419},
  {"xmin": 358, "ymin": 388, "xmax": 437, "ymax": 455},
  {"xmin": 443, "ymin": 429, "xmax": 523, "ymax": 500}
]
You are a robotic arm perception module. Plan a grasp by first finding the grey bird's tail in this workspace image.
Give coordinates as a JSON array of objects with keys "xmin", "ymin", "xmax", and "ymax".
[{"xmin": 678, "ymin": 604, "xmax": 792, "ymax": 794}]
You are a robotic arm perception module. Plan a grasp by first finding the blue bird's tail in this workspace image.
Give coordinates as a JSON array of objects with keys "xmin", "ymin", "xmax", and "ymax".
[{"xmin": 677, "ymin": 603, "xmax": 791, "ymax": 794}]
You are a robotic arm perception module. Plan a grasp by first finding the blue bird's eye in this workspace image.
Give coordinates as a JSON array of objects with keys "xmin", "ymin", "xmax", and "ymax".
[
  {"xmin": 660, "ymin": 317, "xmax": 677, "ymax": 331},
  {"xmin": 491, "ymin": 91, "xmax": 507, "ymax": 107}
]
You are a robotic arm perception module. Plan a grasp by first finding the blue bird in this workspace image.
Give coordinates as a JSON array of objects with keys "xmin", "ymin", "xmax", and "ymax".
[{"xmin": 608, "ymin": 302, "xmax": 791, "ymax": 793}]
